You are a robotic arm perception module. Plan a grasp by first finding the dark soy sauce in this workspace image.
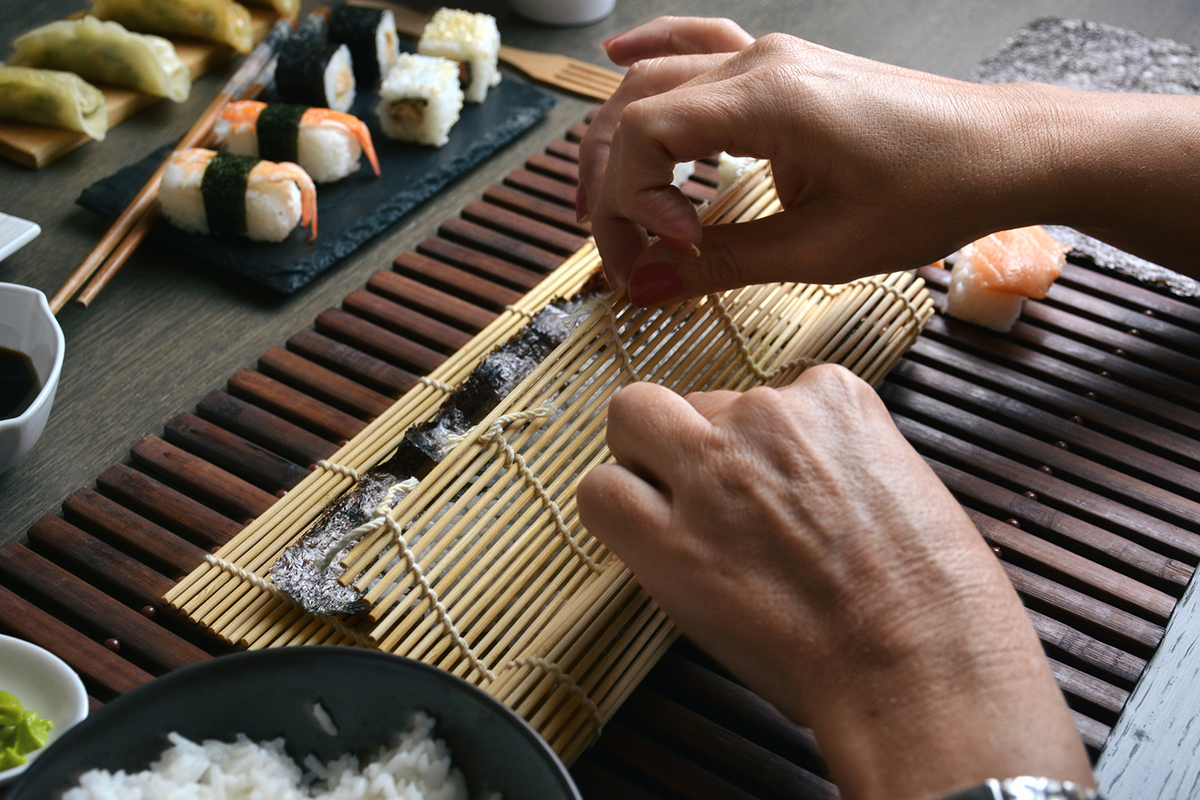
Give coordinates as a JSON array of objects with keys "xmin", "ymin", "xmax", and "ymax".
[{"xmin": 0, "ymin": 347, "xmax": 41, "ymax": 421}]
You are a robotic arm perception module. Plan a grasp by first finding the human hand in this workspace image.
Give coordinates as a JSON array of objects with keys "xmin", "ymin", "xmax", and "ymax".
[
  {"xmin": 578, "ymin": 20, "xmax": 1062, "ymax": 305},
  {"xmin": 576, "ymin": 366, "xmax": 1092, "ymax": 798}
]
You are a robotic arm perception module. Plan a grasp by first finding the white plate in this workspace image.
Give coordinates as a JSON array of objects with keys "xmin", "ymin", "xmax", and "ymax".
[{"xmin": 0, "ymin": 213, "xmax": 41, "ymax": 262}]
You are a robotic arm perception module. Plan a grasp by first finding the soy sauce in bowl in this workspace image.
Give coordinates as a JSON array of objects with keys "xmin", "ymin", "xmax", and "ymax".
[{"xmin": 0, "ymin": 347, "xmax": 41, "ymax": 421}]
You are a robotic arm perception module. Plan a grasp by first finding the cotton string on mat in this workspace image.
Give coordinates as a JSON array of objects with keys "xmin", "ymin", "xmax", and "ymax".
[{"xmin": 165, "ymin": 160, "xmax": 935, "ymax": 764}]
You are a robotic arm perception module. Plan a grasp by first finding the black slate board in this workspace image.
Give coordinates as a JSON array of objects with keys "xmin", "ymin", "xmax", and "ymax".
[
  {"xmin": 78, "ymin": 78, "xmax": 557, "ymax": 293},
  {"xmin": 973, "ymin": 18, "xmax": 1200, "ymax": 297}
]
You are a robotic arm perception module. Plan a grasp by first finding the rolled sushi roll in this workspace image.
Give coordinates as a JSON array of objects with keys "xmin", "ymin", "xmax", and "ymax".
[
  {"xmin": 216, "ymin": 100, "xmax": 380, "ymax": 183},
  {"xmin": 376, "ymin": 53, "xmax": 463, "ymax": 147},
  {"xmin": 328, "ymin": 4, "xmax": 399, "ymax": 88},
  {"xmin": 417, "ymin": 8, "xmax": 500, "ymax": 104},
  {"xmin": 160, "ymin": 148, "xmax": 317, "ymax": 242},
  {"xmin": 275, "ymin": 36, "xmax": 355, "ymax": 113}
]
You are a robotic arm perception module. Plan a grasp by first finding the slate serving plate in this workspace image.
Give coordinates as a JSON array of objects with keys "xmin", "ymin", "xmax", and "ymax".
[
  {"xmin": 78, "ymin": 76, "xmax": 556, "ymax": 293},
  {"xmin": 8, "ymin": 647, "xmax": 582, "ymax": 799}
]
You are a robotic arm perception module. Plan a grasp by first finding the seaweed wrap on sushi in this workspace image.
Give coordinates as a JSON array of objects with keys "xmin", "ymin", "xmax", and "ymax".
[
  {"xmin": 216, "ymin": 100, "xmax": 380, "ymax": 183},
  {"xmin": 417, "ymin": 8, "xmax": 500, "ymax": 104},
  {"xmin": 275, "ymin": 35, "xmax": 356, "ymax": 113},
  {"xmin": 376, "ymin": 53, "xmax": 462, "ymax": 147},
  {"xmin": 159, "ymin": 148, "xmax": 318, "ymax": 242},
  {"xmin": 327, "ymin": 4, "xmax": 399, "ymax": 88}
]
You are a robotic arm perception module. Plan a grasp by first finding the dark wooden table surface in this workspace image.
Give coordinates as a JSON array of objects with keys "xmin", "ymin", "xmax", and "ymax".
[{"xmin": 3, "ymin": 1, "xmax": 1200, "ymax": 797}]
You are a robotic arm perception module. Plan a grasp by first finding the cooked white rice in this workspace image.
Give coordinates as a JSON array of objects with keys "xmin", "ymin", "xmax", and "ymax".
[
  {"xmin": 377, "ymin": 54, "xmax": 463, "ymax": 147},
  {"xmin": 62, "ymin": 712, "xmax": 482, "ymax": 800},
  {"xmin": 944, "ymin": 244, "xmax": 1027, "ymax": 332},
  {"xmin": 417, "ymin": 9, "xmax": 500, "ymax": 104}
]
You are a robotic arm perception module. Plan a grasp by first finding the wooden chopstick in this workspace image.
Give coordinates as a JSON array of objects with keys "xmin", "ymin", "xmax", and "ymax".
[{"xmin": 49, "ymin": 18, "xmax": 294, "ymax": 314}]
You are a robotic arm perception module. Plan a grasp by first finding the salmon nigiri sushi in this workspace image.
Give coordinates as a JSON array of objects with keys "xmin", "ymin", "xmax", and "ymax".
[{"xmin": 944, "ymin": 225, "xmax": 1069, "ymax": 332}]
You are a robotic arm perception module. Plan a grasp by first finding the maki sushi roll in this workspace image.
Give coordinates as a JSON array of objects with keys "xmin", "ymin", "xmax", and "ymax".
[
  {"xmin": 275, "ymin": 32, "xmax": 356, "ymax": 113},
  {"xmin": 216, "ymin": 100, "xmax": 380, "ymax": 183},
  {"xmin": 327, "ymin": 4, "xmax": 399, "ymax": 88},
  {"xmin": 159, "ymin": 148, "xmax": 317, "ymax": 242},
  {"xmin": 376, "ymin": 53, "xmax": 463, "ymax": 147},
  {"xmin": 417, "ymin": 8, "xmax": 500, "ymax": 104}
]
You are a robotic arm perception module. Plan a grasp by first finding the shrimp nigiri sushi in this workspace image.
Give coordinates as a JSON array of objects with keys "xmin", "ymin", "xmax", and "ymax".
[
  {"xmin": 159, "ymin": 148, "xmax": 317, "ymax": 243},
  {"xmin": 215, "ymin": 100, "xmax": 380, "ymax": 184},
  {"xmin": 944, "ymin": 225, "xmax": 1068, "ymax": 332}
]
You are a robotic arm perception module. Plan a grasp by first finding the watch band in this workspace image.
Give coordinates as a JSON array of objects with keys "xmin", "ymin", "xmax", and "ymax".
[{"xmin": 939, "ymin": 777, "xmax": 1103, "ymax": 800}]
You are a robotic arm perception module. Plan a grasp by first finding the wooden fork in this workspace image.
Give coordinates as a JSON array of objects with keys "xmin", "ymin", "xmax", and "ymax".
[{"xmin": 354, "ymin": 0, "xmax": 624, "ymax": 101}]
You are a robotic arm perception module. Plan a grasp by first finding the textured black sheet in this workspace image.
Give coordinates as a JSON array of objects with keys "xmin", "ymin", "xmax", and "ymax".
[{"xmin": 78, "ymin": 78, "xmax": 557, "ymax": 294}]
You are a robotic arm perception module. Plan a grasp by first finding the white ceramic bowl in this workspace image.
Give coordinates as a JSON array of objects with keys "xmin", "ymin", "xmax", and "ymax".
[
  {"xmin": 509, "ymin": 0, "xmax": 616, "ymax": 26},
  {"xmin": 0, "ymin": 635, "xmax": 89, "ymax": 786},
  {"xmin": 0, "ymin": 283, "xmax": 64, "ymax": 475}
]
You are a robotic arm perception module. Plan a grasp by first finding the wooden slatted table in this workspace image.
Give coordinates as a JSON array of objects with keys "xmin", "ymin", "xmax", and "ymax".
[{"xmin": 2, "ymin": 110, "xmax": 1199, "ymax": 799}]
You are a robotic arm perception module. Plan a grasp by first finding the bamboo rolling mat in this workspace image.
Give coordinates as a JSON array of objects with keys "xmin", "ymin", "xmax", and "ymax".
[{"xmin": 0, "ymin": 108, "xmax": 1197, "ymax": 798}]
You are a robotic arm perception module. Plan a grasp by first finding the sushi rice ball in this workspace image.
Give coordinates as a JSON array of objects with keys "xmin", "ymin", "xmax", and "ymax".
[
  {"xmin": 417, "ymin": 8, "xmax": 500, "ymax": 104},
  {"xmin": 376, "ymin": 53, "xmax": 464, "ymax": 147},
  {"xmin": 944, "ymin": 226, "xmax": 1068, "ymax": 332}
]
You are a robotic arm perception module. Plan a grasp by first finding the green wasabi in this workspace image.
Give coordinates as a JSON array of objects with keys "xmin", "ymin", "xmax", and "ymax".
[{"xmin": 0, "ymin": 691, "xmax": 53, "ymax": 770}]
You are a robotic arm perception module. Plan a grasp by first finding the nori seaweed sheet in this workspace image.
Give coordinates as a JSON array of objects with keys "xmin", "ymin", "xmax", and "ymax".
[
  {"xmin": 276, "ymin": 38, "xmax": 346, "ymax": 109},
  {"xmin": 269, "ymin": 288, "xmax": 602, "ymax": 616},
  {"xmin": 200, "ymin": 153, "xmax": 259, "ymax": 236},
  {"xmin": 328, "ymin": 5, "xmax": 387, "ymax": 87},
  {"xmin": 257, "ymin": 104, "xmax": 307, "ymax": 165}
]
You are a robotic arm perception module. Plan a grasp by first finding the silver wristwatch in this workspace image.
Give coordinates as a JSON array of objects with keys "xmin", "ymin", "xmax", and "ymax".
[{"xmin": 943, "ymin": 776, "xmax": 1103, "ymax": 800}]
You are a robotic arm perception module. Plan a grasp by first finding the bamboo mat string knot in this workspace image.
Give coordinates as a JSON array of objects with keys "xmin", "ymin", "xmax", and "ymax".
[
  {"xmin": 315, "ymin": 459, "xmax": 363, "ymax": 483},
  {"xmin": 203, "ymin": 553, "xmax": 374, "ymax": 647},
  {"xmin": 419, "ymin": 376, "xmax": 458, "ymax": 394},
  {"xmin": 316, "ymin": 478, "xmax": 420, "ymax": 571},
  {"xmin": 509, "ymin": 656, "xmax": 604, "ymax": 744}
]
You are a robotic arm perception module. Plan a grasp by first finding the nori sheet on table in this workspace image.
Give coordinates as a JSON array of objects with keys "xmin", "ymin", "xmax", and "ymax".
[
  {"xmin": 77, "ymin": 78, "xmax": 557, "ymax": 294},
  {"xmin": 973, "ymin": 17, "xmax": 1200, "ymax": 297}
]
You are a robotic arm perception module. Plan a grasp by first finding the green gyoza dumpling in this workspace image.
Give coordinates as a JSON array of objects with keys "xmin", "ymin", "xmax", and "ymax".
[
  {"xmin": 90, "ymin": 0, "xmax": 254, "ymax": 54},
  {"xmin": 9, "ymin": 16, "xmax": 191, "ymax": 103},
  {"xmin": 0, "ymin": 66, "xmax": 108, "ymax": 140}
]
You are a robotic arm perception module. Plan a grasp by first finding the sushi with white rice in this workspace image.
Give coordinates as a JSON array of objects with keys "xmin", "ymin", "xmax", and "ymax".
[
  {"xmin": 215, "ymin": 100, "xmax": 380, "ymax": 184},
  {"xmin": 417, "ymin": 8, "xmax": 500, "ymax": 104},
  {"xmin": 274, "ymin": 16, "xmax": 356, "ymax": 113},
  {"xmin": 943, "ymin": 226, "xmax": 1068, "ymax": 332},
  {"xmin": 376, "ymin": 53, "xmax": 463, "ymax": 147},
  {"xmin": 327, "ymin": 4, "xmax": 399, "ymax": 88},
  {"xmin": 159, "ymin": 148, "xmax": 317, "ymax": 243}
]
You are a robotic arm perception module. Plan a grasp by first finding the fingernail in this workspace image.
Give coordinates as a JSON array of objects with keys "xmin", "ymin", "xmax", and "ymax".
[
  {"xmin": 575, "ymin": 183, "xmax": 589, "ymax": 225},
  {"xmin": 601, "ymin": 259, "xmax": 616, "ymax": 290},
  {"xmin": 658, "ymin": 235, "xmax": 701, "ymax": 257},
  {"xmin": 601, "ymin": 32, "xmax": 626, "ymax": 50},
  {"xmin": 629, "ymin": 263, "xmax": 684, "ymax": 306}
]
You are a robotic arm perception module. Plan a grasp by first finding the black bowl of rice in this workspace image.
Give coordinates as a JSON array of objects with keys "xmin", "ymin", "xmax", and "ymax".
[{"xmin": 7, "ymin": 647, "xmax": 582, "ymax": 800}]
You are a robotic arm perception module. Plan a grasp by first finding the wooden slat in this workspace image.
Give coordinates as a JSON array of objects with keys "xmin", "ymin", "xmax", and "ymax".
[
  {"xmin": 438, "ymin": 217, "xmax": 564, "ymax": 273},
  {"xmin": 1048, "ymin": 657, "xmax": 1130, "ymax": 716},
  {"xmin": 130, "ymin": 435, "xmax": 277, "ymax": 524},
  {"xmin": 344, "ymin": 287, "xmax": 475, "ymax": 354},
  {"xmin": 484, "ymin": 184, "xmax": 588, "ymax": 235},
  {"xmin": 258, "ymin": 347, "xmax": 395, "ymax": 419},
  {"xmin": 315, "ymin": 306, "xmax": 449, "ymax": 377},
  {"xmin": 526, "ymin": 151, "xmax": 580, "ymax": 184},
  {"xmin": 196, "ymin": 389, "xmax": 340, "ymax": 467},
  {"xmin": 462, "ymin": 198, "xmax": 588, "ymax": 256},
  {"xmin": 26, "ymin": 517, "xmax": 175, "ymax": 610},
  {"xmin": 391, "ymin": 252, "xmax": 522, "ymax": 316},
  {"xmin": 0, "ymin": 543, "xmax": 210, "ymax": 672},
  {"xmin": 286, "ymin": 329, "xmax": 418, "ymax": 399},
  {"xmin": 416, "ymin": 236, "xmax": 544, "ymax": 292},
  {"xmin": 1027, "ymin": 607, "xmax": 1147, "ymax": 684},
  {"xmin": 504, "ymin": 167, "xmax": 577, "ymax": 206},
  {"xmin": 61, "ymin": 488, "xmax": 207, "ymax": 577},
  {"xmin": 0, "ymin": 584, "xmax": 153, "ymax": 697},
  {"xmin": 369, "ymin": 266, "xmax": 499, "ymax": 331},
  {"xmin": 164, "ymin": 412, "xmax": 310, "ymax": 494},
  {"xmin": 227, "ymin": 368, "xmax": 366, "ymax": 444},
  {"xmin": 96, "ymin": 464, "xmax": 242, "ymax": 550}
]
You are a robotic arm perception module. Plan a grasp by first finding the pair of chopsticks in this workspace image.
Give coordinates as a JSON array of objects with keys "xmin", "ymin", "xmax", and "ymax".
[{"xmin": 48, "ymin": 19, "xmax": 296, "ymax": 314}]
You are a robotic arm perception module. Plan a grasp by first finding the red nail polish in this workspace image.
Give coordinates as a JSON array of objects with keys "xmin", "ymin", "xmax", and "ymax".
[
  {"xmin": 658, "ymin": 234, "xmax": 701, "ymax": 257},
  {"xmin": 601, "ymin": 32, "xmax": 626, "ymax": 49},
  {"xmin": 575, "ymin": 183, "xmax": 589, "ymax": 224},
  {"xmin": 629, "ymin": 263, "xmax": 684, "ymax": 306}
]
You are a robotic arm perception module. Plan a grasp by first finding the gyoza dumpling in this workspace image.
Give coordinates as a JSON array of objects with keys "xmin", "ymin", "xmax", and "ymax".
[
  {"xmin": 242, "ymin": 0, "xmax": 300, "ymax": 17},
  {"xmin": 9, "ymin": 17, "xmax": 191, "ymax": 103},
  {"xmin": 0, "ymin": 66, "xmax": 108, "ymax": 140},
  {"xmin": 90, "ymin": 0, "xmax": 253, "ymax": 54}
]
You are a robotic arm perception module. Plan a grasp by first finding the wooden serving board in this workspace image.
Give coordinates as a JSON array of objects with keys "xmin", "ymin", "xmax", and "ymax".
[
  {"xmin": 0, "ymin": 8, "xmax": 275, "ymax": 169},
  {"xmin": 1, "ymin": 109, "xmax": 1198, "ymax": 798}
]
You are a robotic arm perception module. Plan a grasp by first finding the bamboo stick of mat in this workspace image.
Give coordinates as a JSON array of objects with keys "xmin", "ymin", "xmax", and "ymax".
[{"xmin": 48, "ymin": 18, "xmax": 294, "ymax": 314}]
